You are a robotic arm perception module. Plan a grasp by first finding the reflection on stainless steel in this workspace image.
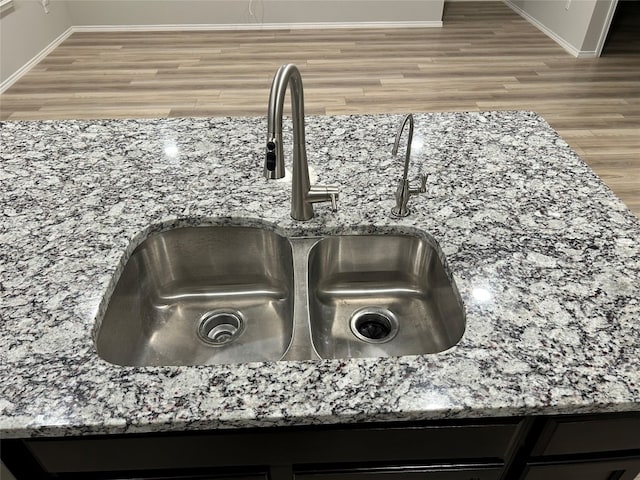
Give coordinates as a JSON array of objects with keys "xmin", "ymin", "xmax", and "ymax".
[
  {"xmin": 96, "ymin": 228, "xmax": 465, "ymax": 366},
  {"xmin": 307, "ymin": 235, "xmax": 465, "ymax": 359},
  {"xmin": 96, "ymin": 227, "xmax": 294, "ymax": 366},
  {"xmin": 264, "ymin": 63, "xmax": 338, "ymax": 221}
]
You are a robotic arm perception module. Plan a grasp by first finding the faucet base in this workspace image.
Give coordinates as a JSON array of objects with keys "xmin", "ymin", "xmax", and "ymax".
[{"xmin": 391, "ymin": 206, "xmax": 411, "ymax": 218}]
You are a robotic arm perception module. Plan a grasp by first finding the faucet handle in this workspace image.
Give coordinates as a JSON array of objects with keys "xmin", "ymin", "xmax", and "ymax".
[
  {"xmin": 308, "ymin": 185, "xmax": 339, "ymax": 213},
  {"xmin": 329, "ymin": 191, "xmax": 338, "ymax": 212},
  {"xmin": 410, "ymin": 174, "xmax": 428, "ymax": 195}
]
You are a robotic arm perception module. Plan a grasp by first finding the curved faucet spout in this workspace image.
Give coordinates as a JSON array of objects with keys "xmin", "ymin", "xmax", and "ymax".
[
  {"xmin": 265, "ymin": 64, "xmax": 307, "ymax": 186},
  {"xmin": 392, "ymin": 113, "xmax": 415, "ymax": 182},
  {"xmin": 391, "ymin": 113, "xmax": 427, "ymax": 218},
  {"xmin": 264, "ymin": 63, "xmax": 338, "ymax": 221}
]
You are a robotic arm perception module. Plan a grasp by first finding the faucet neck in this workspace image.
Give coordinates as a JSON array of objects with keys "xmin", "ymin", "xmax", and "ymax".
[
  {"xmin": 392, "ymin": 113, "xmax": 414, "ymax": 180},
  {"xmin": 265, "ymin": 64, "xmax": 310, "ymax": 192},
  {"xmin": 265, "ymin": 64, "xmax": 314, "ymax": 220},
  {"xmin": 265, "ymin": 64, "xmax": 338, "ymax": 221}
]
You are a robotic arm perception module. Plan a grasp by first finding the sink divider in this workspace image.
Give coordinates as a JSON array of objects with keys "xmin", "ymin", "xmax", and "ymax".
[{"xmin": 281, "ymin": 237, "xmax": 323, "ymax": 361}]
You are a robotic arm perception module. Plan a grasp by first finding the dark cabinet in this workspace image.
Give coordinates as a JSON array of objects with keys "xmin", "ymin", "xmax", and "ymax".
[
  {"xmin": 295, "ymin": 465, "xmax": 503, "ymax": 479},
  {"xmin": 22, "ymin": 422, "xmax": 519, "ymax": 473},
  {"xmin": 3, "ymin": 419, "xmax": 521, "ymax": 480},
  {"xmin": 522, "ymin": 457, "xmax": 640, "ymax": 480},
  {"xmin": 3, "ymin": 413, "xmax": 640, "ymax": 480},
  {"xmin": 517, "ymin": 413, "xmax": 640, "ymax": 480},
  {"xmin": 110, "ymin": 476, "xmax": 267, "ymax": 480},
  {"xmin": 531, "ymin": 415, "xmax": 640, "ymax": 456}
]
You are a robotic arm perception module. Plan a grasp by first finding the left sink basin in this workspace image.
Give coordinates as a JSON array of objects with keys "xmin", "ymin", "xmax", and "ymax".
[{"xmin": 96, "ymin": 226, "xmax": 295, "ymax": 366}]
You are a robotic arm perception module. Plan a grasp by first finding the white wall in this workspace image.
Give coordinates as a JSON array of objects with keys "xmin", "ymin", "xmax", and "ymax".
[
  {"xmin": 65, "ymin": 0, "xmax": 444, "ymax": 26},
  {"xmin": 0, "ymin": 0, "xmax": 72, "ymax": 84},
  {"xmin": 506, "ymin": 0, "xmax": 616, "ymax": 56},
  {"xmin": 582, "ymin": 0, "xmax": 617, "ymax": 52}
]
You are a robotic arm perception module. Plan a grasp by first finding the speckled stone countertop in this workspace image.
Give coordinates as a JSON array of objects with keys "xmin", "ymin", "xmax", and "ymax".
[{"xmin": 1, "ymin": 112, "xmax": 639, "ymax": 439}]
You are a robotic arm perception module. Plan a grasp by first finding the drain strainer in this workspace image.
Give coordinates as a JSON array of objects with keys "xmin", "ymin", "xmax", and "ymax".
[
  {"xmin": 350, "ymin": 307, "xmax": 399, "ymax": 344},
  {"xmin": 197, "ymin": 309, "xmax": 244, "ymax": 346}
]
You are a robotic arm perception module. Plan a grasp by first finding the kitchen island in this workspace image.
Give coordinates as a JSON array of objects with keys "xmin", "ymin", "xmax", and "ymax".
[{"xmin": 1, "ymin": 112, "xmax": 639, "ymax": 478}]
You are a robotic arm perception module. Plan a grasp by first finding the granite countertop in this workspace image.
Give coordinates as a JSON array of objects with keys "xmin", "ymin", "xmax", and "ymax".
[{"xmin": 1, "ymin": 112, "xmax": 639, "ymax": 439}]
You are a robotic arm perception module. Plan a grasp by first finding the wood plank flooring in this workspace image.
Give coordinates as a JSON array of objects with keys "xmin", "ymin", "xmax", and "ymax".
[{"xmin": 1, "ymin": 1, "xmax": 638, "ymax": 215}]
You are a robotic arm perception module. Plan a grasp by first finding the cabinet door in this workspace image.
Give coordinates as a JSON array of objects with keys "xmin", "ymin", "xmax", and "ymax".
[
  {"xmin": 295, "ymin": 465, "xmax": 503, "ymax": 480},
  {"xmin": 22, "ymin": 423, "xmax": 520, "ymax": 474},
  {"xmin": 532, "ymin": 414, "xmax": 640, "ymax": 456},
  {"xmin": 87, "ymin": 473, "xmax": 267, "ymax": 480},
  {"xmin": 522, "ymin": 457, "xmax": 640, "ymax": 480},
  {"xmin": 121, "ymin": 477, "xmax": 265, "ymax": 480}
]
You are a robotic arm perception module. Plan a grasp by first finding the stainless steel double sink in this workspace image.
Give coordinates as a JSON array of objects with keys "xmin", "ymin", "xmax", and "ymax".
[{"xmin": 96, "ymin": 226, "xmax": 465, "ymax": 366}]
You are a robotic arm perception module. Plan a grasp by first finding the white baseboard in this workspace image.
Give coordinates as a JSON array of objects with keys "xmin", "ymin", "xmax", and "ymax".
[
  {"xmin": 575, "ymin": 49, "xmax": 599, "ymax": 59},
  {"xmin": 0, "ymin": 26, "xmax": 74, "ymax": 94},
  {"xmin": 504, "ymin": 0, "xmax": 598, "ymax": 58},
  {"xmin": 73, "ymin": 20, "xmax": 442, "ymax": 33}
]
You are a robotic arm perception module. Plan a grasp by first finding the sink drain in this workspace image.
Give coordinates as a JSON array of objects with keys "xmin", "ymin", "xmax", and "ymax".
[
  {"xmin": 197, "ymin": 309, "xmax": 244, "ymax": 346},
  {"xmin": 350, "ymin": 307, "xmax": 399, "ymax": 344}
]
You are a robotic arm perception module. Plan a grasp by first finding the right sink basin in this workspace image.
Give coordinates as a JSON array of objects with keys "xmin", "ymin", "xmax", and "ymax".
[{"xmin": 307, "ymin": 234, "xmax": 465, "ymax": 359}]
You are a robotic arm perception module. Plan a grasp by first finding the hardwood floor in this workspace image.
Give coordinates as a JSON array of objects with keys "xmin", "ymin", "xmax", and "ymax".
[{"xmin": 1, "ymin": 1, "xmax": 638, "ymax": 215}]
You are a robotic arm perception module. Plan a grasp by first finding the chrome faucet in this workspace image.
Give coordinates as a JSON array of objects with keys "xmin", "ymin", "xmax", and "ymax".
[
  {"xmin": 264, "ymin": 64, "xmax": 338, "ymax": 221},
  {"xmin": 391, "ymin": 113, "xmax": 427, "ymax": 217}
]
